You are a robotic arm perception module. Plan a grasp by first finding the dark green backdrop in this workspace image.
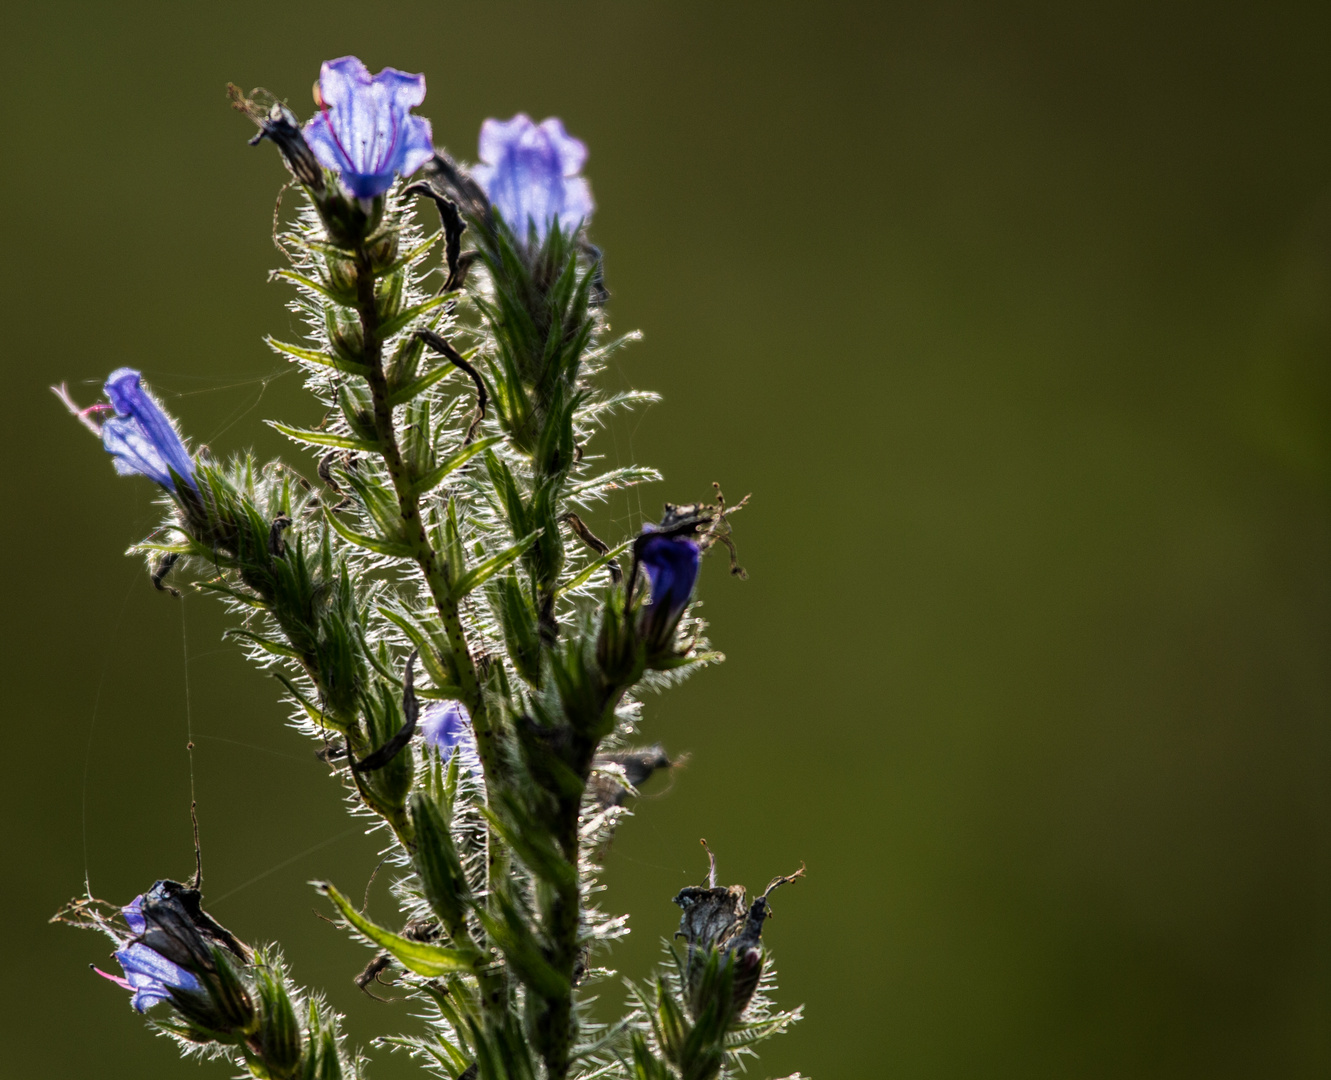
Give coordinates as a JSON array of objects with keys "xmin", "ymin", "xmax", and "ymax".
[{"xmin": 3, "ymin": 2, "xmax": 1329, "ymax": 1077}]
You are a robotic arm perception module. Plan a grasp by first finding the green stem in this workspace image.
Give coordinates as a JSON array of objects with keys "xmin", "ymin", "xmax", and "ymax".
[{"xmin": 352, "ymin": 242, "xmax": 510, "ymax": 1022}]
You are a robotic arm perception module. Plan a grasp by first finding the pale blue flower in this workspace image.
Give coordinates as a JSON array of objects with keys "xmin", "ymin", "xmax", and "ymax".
[
  {"xmin": 421, "ymin": 701, "xmax": 483, "ymax": 779},
  {"xmin": 472, "ymin": 114, "xmax": 593, "ymax": 242},
  {"xmin": 303, "ymin": 56, "xmax": 434, "ymax": 200},
  {"xmin": 100, "ymin": 368, "xmax": 197, "ymax": 493}
]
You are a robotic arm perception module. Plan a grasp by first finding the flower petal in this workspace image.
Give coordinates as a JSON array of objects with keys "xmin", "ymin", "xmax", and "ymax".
[
  {"xmin": 101, "ymin": 369, "xmax": 195, "ymax": 492},
  {"xmin": 474, "ymin": 114, "xmax": 593, "ymax": 243},
  {"xmin": 115, "ymin": 942, "xmax": 200, "ymax": 993},
  {"xmin": 304, "ymin": 56, "xmax": 433, "ymax": 199},
  {"xmin": 539, "ymin": 117, "xmax": 588, "ymax": 177},
  {"xmin": 122, "ymin": 895, "xmax": 146, "ymax": 935},
  {"xmin": 421, "ymin": 701, "xmax": 484, "ymax": 779}
]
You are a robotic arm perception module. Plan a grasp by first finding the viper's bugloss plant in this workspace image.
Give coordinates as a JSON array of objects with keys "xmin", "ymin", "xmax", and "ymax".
[{"xmin": 54, "ymin": 54, "xmax": 804, "ymax": 1080}]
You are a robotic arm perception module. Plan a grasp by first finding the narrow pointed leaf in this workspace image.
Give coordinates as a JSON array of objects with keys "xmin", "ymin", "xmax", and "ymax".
[
  {"xmin": 386, "ymin": 344, "xmax": 483, "ymax": 407},
  {"xmin": 408, "ymin": 436, "xmax": 503, "ymax": 498},
  {"xmin": 272, "ymin": 269, "xmax": 350, "ymax": 305},
  {"xmin": 449, "ymin": 532, "xmax": 541, "ymax": 602},
  {"xmin": 376, "ymin": 295, "xmax": 451, "ymax": 340},
  {"xmin": 315, "ymin": 883, "xmax": 479, "ymax": 976},
  {"xmin": 268, "ymin": 421, "xmax": 377, "ymax": 452},
  {"xmin": 325, "ymin": 508, "xmax": 414, "ymax": 558},
  {"xmin": 224, "ymin": 627, "xmax": 302, "ymax": 659},
  {"xmin": 266, "ymin": 337, "xmax": 371, "ymax": 376},
  {"xmin": 556, "ymin": 539, "xmax": 632, "ymax": 596}
]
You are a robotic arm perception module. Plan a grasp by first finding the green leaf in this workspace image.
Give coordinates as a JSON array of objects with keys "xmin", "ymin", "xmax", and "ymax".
[
  {"xmin": 224, "ymin": 628, "xmax": 302, "ymax": 659},
  {"xmin": 265, "ymin": 336, "xmax": 371, "ymax": 377},
  {"xmin": 385, "ymin": 344, "xmax": 482, "ymax": 407},
  {"xmin": 281, "ymin": 235, "xmax": 355, "ymax": 260},
  {"xmin": 325, "ymin": 508, "xmax": 413, "ymax": 558},
  {"xmin": 557, "ymin": 538, "xmax": 632, "ymax": 596},
  {"xmin": 267, "ymin": 421, "xmax": 377, "ymax": 452},
  {"xmin": 270, "ymin": 671, "xmax": 346, "ymax": 732},
  {"xmin": 192, "ymin": 580, "xmax": 268, "ymax": 609},
  {"xmin": 408, "ymin": 435, "xmax": 503, "ymax": 498},
  {"xmin": 315, "ymin": 883, "xmax": 479, "ymax": 976},
  {"xmin": 568, "ymin": 465, "xmax": 662, "ymax": 498},
  {"xmin": 272, "ymin": 269, "xmax": 351, "ymax": 306},
  {"xmin": 376, "ymin": 295, "xmax": 451, "ymax": 340},
  {"xmin": 377, "ymin": 231, "xmax": 441, "ymax": 278},
  {"xmin": 450, "ymin": 531, "xmax": 541, "ymax": 602},
  {"xmin": 474, "ymin": 895, "xmax": 568, "ymax": 1000},
  {"xmin": 377, "ymin": 606, "xmax": 460, "ymax": 692}
]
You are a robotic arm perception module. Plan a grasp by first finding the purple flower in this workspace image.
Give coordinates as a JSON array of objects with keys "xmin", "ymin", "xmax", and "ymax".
[
  {"xmin": 472, "ymin": 114, "xmax": 593, "ymax": 242},
  {"xmin": 303, "ymin": 56, "xmax": 434, "ymax": 200},
  {"xmin": 637, "ymin": 533, "xmax": 701, "ymax": 650},
  {"xmin": 94, "ymin": 896, "xmax": 202, "ymax": 1013},
  {"xmin": 100, "ymin": 368, "xmax": 197, "ymax": 493},
  {"xmin": 421, "ymin": 701, "xmax": 483, "ymax": 779}
]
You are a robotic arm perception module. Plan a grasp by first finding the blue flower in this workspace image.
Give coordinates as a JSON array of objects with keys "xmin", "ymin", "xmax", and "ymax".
[
  {"xmin": 472, "ymin": 114, "xmax": 593, "ymax": 242},
  {"xmin": 100, "ymin": 368, "xmax": 197, "ymax": 493},
  {"xmin": 93, "ymin": 896, "xmax": 202, "ymax": 1013},
  {"xmin": 421, "ymin": 701, "xmax": 484, "ymax": 779},
  {"xmin": 637, "ymin": 533, "xmax": 701, "ymax": 650},
  {"xmin": 303, "ymin": 56, "xmax": 434, "ymax": 201}
]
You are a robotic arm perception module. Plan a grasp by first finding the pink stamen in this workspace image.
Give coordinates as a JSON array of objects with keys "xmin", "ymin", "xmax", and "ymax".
[
  {"xmin": 51, "ymin": 383, "xmax": 106, "ymax": 436},
  {"xmin": 93, "ymin": 966, "xmax": 131, "ymax": 991}
]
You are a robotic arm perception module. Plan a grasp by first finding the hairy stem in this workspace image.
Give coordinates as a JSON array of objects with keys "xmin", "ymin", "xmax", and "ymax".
[{"xmin": 352, "ymin": 242, "xmax": 510, "ymax": 1023}]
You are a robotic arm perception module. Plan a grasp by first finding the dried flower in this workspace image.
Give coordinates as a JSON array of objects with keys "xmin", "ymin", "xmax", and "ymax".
[{"xmin": 93, "ymin": 896, "xmax": 202, "ymax": 1013}]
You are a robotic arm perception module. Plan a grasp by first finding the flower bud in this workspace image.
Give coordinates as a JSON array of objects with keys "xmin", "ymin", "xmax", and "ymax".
[
  {"xmin": 325, "ymin": 253, "xmax": 360, "ymax": 299},
  {"xmin": 634, "ymin": 531, "xmax": 700, "ymax": 658},
  {"xmin": 368, "ymin": 230, "xmax": 400, "ymax": 272},
  {"xmin": 375, "ymin": 268, "xmax": 405, "ymax": 322},
  {"xmin": 326, "ymin": 305, "xmax": 365, "ymax": 364},
  {"xmin": 250, "ymin": 956, "xmax": 304, "ymax": 1079},
  {"xmin": 410, "ymin": 791, "xmax": 471, "ymax": 936}
]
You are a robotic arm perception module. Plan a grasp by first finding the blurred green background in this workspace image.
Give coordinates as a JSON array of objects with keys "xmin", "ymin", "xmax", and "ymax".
[{"xmin": 2, "ymin": 2, "xmax": 1329, "ymax": 1076}]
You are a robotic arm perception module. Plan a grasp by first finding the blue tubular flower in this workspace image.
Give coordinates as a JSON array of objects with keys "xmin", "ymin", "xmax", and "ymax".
[
  {"xmin": 94, "ymin": 896, "xmax": 202, "ymax": 1013},
  {"xmin": 421, "ymin": 701, "xmax": 483, "ymax": 779},
  {"xmin": 637, "ymin": 533, "xmax": 702, "ymax": 651},
  {"xmin": 472, "ymin": 114, "xmax": 593, "ymax": 242},
  {"xmin": 101, "ymin": 368, "xmax": 197, "ymax": 493},
  {"xmin": 303, "ymin": 56, "xmax": 434, "ymax": 200}
]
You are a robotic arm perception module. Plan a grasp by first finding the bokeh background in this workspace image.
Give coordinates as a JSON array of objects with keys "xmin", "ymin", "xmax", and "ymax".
[{"xmin": 2, "ymin": 2, "xmax": 1329, "ymax": 1077}]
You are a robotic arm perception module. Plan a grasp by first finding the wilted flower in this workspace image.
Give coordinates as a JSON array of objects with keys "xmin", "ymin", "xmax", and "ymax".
[
  {"xmin": 303, "ymin": 56, "xmax": 434, "ymax": 200},
  {"xmin": 472, "ymin": 114, "xmax": 593, "ymax": 242},
  {"xmin": 673, "ymin": 853, "xmax": 803, "ymax": 1018},
  {"xmin": 67, "ymin": 368, "xmax": 197, "ymax": 493},
  {"xmin": 636, "ymin": 532, "xmax": 701, "ymax": 652},
  {"xmin": 94, "ymin": 896, "xmax": 202, "ymax": 1013},
  {"xmin": 421, "ymin": 701, "xmax": 483, "ymax": 779}
]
